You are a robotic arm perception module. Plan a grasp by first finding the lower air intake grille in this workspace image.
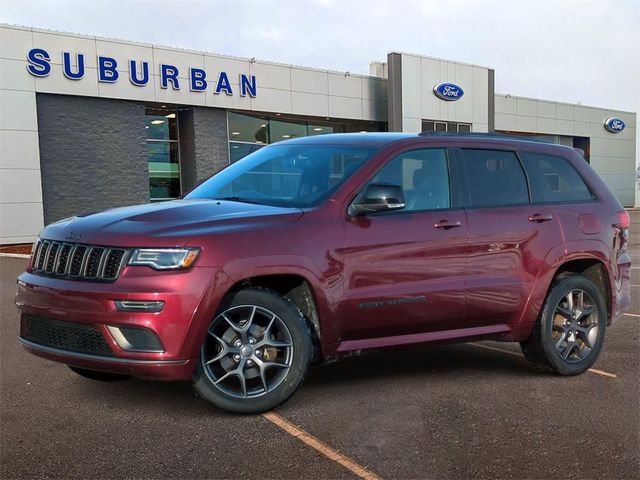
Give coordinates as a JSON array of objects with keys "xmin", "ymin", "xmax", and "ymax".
[{"xmin": 22, "ymin": 315, "xmax": 114, "ymax": 357}]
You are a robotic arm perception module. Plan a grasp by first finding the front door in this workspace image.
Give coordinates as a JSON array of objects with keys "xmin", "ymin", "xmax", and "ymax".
[{"xmin": 339, "ymin": 147, "xmax": 467, "ymax": 341}]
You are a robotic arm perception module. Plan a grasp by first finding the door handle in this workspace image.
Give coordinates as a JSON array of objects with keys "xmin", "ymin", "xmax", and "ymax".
[
  {"xmin": 528, "ymin": 213, "xmax": 553, "ymax": 223},
  {"xmin": 434, "ymin": 220, "xmax": 462, "ymax": 229}
]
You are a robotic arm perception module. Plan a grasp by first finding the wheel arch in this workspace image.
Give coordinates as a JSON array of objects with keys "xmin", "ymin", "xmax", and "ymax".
[
  {"xmin": 518, "ymin": 241, "xmax": 614, "ymax": 332},
  {"xmin": 550, "ymin": 257, "xmax": 612, "ymax": 323},
  {"xmin": 225, "ymin": 273, "xmax": 323, "ymax": 359}
]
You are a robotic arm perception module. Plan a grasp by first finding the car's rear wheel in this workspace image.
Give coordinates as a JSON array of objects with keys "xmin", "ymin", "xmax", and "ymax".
[
  {"xmin": 68, "ymin": 366, "xmax": 131, "ymax": 381},
  {"xmin": 192, "ymin": 287, "xmax": 312, "ymax": 414},
  {"xmin": 521, "ymin": 274, "xmax": 606, "ymax": 375}
]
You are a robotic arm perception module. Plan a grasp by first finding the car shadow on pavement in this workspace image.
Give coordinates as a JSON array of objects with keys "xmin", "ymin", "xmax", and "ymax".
[
  {"xmin": 302, "ymin": 343, "xmax": 542, "ymax": 389},
  {"xmin": 64, "ymin": 343, "xmax": 541, "ymax": 415}
]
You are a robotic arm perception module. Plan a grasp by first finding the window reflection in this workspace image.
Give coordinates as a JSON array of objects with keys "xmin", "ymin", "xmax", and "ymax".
[
  {"xmin": 227, "ymin": 112, "xmax": 385, "ymax": 163},
  {"xmin": 146, "ymin": 108, "xmax": 181, "ymax": 201},
  {"xmin": 270, "ymin": 119, "xmax": 307, "ymax": 143}
]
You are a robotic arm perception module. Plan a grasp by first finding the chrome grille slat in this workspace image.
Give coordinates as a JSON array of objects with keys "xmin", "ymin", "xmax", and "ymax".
[
  {"xmin": 55, "ymin": 244, "xmax": 73, "ymax": 275},
  {"xmin": 30, "ymin": 241, "xmax": 128, "ymax": 282},
  {"xmin": 45, "ymin": 243, "xmax": 60, "ymax": 273},
  {"xmin": 36, "ymin": 241, "xmax": 50, "ymax": 270},
  {"xmin": 32, "ymin": 240, "xmax": 45, "ymax": 269}
]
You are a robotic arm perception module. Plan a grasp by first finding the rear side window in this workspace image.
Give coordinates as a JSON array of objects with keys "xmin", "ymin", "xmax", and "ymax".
[
  {"xmin": 461, "ymin": 149, "xmax": 529, "ymax": 207},
  {"xmin": 521, "ymin": 152, "xmax": 593, "ymax": 203}
]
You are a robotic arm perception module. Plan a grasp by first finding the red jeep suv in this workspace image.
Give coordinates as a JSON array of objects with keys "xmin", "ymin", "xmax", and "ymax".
[{"xmin": 16, "ymin": 133, "xmax": 632, "ymax": 413}]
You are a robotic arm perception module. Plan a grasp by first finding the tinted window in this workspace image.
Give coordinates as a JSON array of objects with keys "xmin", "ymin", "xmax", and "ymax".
[
  {"xmin": 521, "ymin": 152, "xmax": 593, "ymax": 203},
  {"xmin": 186, "ymin": 144, "xmax": 375, "ymax": 208},
  {"xmin": 461, "ymin": 149, "xmax": 529, "ymax": 207},
  {"xmin": 370, "ymin": 149, "xmax": 450, "ymax": 211}
]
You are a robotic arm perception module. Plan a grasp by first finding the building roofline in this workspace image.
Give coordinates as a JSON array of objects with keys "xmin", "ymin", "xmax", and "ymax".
[
  {"xmin": 387, "ymin": 51, "xmax": 492, "ymax": 70},
  {"xmin": 495, "ymin": 92, "xmax": 636, "ymax": 115},
  {"xmin": 0, "ymin": 22, "xmax": 380, "ymax": 80}
]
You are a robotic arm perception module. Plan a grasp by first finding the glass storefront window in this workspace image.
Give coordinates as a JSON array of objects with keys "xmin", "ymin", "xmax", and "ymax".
[
  {"xmin": 146, "ymin": 108, "xmax": 181, "ymax": 201},
  {"xmin": 270, "ymin": 119, "xmax": 307, "ymax": 142},
  {"xmin": 228, "ymin": 112, "xmax": 269, "ymax": 144},
  {"xmin": 421, "ymin": 119, "xmax": 472, "ymax": 133},
  {"xmin": 227, "ymin": 112, "xmax": 386, "ymax": 163},
  {"xmin": 145, "ymin": 113, "xmax": 178, "ymax": 140},
  {"xmin": 229, "ymin": 142, "xmax": 265, "ymax": 163},
  {"xmin": 308, "ymin": 124, "xmax": 338, "ymax": 136}
]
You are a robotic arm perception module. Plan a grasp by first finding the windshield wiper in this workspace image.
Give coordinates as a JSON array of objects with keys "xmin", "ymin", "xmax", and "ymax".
[{"xmin": 213, "ymin": 196, "xmax": 266, "ymax": 205}]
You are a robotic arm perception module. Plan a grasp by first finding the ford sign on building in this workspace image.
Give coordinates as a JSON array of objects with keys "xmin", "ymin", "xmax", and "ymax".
[
  {"xmin": 604, "ymin": 117, "xmax": 626, "ymax": 133},
  {"xmin": 433, "ymin": 82, "xmax": 464, "ymax": 101},
  {"xmin": 0, "ymin": 24, "xmax": 637, "ymax": 245}
]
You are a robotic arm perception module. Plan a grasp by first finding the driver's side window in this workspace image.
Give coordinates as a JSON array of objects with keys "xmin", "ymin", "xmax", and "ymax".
[{"xmin": 371, "ymin": 148, "xmax": 451, "ymax": 212}]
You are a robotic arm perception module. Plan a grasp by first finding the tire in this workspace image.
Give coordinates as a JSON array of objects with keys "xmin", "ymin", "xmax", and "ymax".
[
  {"xmin": 68, "ymin": 366, "xmax": 131, "ymax": 382},
  {"xmin": 520, "ymin": 274, "xmax": 607, "ymax": 375},
  {"xmin": 192, "ymin": 287, "xmax": 313, "ymax": 414}
]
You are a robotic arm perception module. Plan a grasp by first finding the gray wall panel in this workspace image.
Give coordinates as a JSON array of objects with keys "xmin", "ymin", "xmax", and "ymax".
[
  {"xmin": 36, "ymin": 94, "xmax": 148, "ymax": 224},
  {"xmin": 193, "ymin": 107, "xmax": 229, "ymax": 182}
]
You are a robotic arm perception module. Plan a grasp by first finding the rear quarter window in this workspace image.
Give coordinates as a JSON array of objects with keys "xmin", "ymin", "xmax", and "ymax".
[{"xmin": 521, "ymin": 152, "xmax": 594, "ymax": 203}]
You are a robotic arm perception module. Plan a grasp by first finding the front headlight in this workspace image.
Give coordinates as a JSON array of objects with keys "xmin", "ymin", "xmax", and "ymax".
[{"xmin": 128, "ymin": 248, "xmax": 200, "ymax": 270}]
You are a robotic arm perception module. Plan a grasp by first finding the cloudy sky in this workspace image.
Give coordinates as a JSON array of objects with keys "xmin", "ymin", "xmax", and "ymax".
[{"xmin": 2, "ymin": 0, "xmax": 639, "ymax": 162}]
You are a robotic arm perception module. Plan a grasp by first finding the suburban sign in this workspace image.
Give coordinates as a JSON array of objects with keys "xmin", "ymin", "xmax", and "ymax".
[
  {"xmin": 603, "ymin": 117, "xmax": 625, "ymax": 133},
  {"xmin": 25, "ymin": 48, "xmax": 258, "ymax": 97},
  {"xmin": 433, "ymin": 82, "xmax": 464, "ymax": 101}
]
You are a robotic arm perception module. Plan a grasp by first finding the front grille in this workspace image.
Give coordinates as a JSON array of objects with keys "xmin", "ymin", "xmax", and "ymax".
[
  {"xmin": 31, "ymin": 239, "xmax": 128, "ymax": 282},
  {"xmin": 22, "ymin": 315, "xmax": 114, "ymax": 357}
]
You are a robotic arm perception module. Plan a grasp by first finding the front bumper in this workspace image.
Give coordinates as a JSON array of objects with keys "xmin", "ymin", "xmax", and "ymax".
[
  {"xmin": 15, "ymin": 265, "xmax": 221, "ymax": 381},
  {"xmin": 19, "ymin": 338, "xmax": 195, "ymax": 380}
]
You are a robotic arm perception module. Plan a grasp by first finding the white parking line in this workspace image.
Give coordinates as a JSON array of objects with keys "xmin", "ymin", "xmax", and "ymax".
[
  {"xmin": 468, "ymin": 343, "xmax": 618, "ymax": 378},
  {"xmin": 624, "ymin": 313, "xmax": 640, "ymax": 318},
  {"xmin": 263, "ymin": 412, "xmax": 381, "ymax": 480}
]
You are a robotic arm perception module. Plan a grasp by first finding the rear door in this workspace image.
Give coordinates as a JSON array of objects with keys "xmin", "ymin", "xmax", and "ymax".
[
  {"xmin": 339, "ymin": 147, "xmax": 468, "ymax": 341},
  {"xmin": 457, "ymin": 147, "xmax": 563, "ymax": 328}
]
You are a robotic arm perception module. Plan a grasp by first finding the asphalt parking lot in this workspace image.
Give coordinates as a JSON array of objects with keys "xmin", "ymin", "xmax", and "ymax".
[{"xmin": 1, "ymin": 211, "xmax": 638, "ymax": 480}]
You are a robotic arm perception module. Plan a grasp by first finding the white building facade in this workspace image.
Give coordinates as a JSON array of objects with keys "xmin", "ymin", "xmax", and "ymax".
[{"xmin": 0, "ymin": 25, "xmax": 636, "ymax": 244}]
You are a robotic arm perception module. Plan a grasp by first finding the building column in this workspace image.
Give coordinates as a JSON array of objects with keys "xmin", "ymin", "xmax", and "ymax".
[{"xmin": 179, "ymin": 107, "xmax": 229, "ymax": 193}]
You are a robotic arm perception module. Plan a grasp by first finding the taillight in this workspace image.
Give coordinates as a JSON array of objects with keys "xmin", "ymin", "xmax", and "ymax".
[
  {"xmin": 615, "ymin": 210, "xmax": 630, "ymax": 230},
  {"xmin": 614, "ymin": 210, "xmax": 630, "ymax": 250}
]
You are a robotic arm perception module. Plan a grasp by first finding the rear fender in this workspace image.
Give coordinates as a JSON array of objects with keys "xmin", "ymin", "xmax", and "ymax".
[{"xmin": 519, "ymin": 239, "xmax": 612, "ymax": 330}]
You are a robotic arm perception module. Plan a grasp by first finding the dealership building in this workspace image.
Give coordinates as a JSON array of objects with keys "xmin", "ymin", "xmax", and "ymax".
[{"xmin": 0, "ymin": 24, "xmax": 637, "ymax": 245}]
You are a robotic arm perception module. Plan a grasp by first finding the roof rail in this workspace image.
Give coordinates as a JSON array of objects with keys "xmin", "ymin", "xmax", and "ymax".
[
  {"xmin": 417, "ymin": 131, "xmax": 554, "ymax": 143},
  {"xmin": 418, "ymin": 131, "xmax": 503, "ymax": 137}
]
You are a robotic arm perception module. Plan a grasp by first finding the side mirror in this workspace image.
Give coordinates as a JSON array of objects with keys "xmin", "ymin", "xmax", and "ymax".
[{"xmin": 349, "ymin": 183, "xmax": 406, "ymax": 216}]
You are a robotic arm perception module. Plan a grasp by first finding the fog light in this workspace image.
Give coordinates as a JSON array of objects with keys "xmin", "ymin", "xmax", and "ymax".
[
  {"xmin": 114, "ymin": 300, "xmax": 165, "ymax": 312},
  {"xmin": 106, "ymin": 325, "xmax": 164, "ymax": 352}
]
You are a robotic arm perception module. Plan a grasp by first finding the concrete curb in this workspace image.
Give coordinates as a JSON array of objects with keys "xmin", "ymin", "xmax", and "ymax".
[{"xmin": 0, "ymin": 253, "xmax": 30, "ymax": 259}]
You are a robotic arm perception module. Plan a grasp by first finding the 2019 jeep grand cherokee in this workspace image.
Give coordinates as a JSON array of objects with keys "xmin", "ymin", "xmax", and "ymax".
[{"xmin": 16, "ymin": 133, "xmax": 632, "ymax": 413}]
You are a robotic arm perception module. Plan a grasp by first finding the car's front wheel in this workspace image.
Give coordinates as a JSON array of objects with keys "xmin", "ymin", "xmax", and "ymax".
[
  {"xmin": 521, "ymin": 274, "xmax": 607, "ymax": 375},
  {"xmin": 192, "ymin": 287, "xmax": 313, "ymax": 413}
]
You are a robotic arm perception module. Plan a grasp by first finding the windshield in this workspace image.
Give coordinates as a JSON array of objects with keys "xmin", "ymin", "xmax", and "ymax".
[{"xmin": 185, "ymin": 144, "xmax": 376, "ymax": 207}]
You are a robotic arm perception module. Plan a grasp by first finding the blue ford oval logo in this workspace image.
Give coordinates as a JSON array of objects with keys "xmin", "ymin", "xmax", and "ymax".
[
  {"xmin": 433, "ymin": 82, "xmax": 464, "ymax": 101},
  {"xmin": 604, "ymin": 117, "xmax": 625, "ymax": 133}
]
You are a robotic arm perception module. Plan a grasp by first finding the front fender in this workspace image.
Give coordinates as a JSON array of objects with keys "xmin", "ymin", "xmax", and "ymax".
[{"xmin": 221, "ymin": 255, "xmax": 341, "ymax": 346}]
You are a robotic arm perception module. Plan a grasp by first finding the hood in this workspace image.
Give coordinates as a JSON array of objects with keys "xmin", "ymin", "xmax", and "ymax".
[{"xmin": 40, "ymin": 199, "xmax": 304, "ymax": 247}]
